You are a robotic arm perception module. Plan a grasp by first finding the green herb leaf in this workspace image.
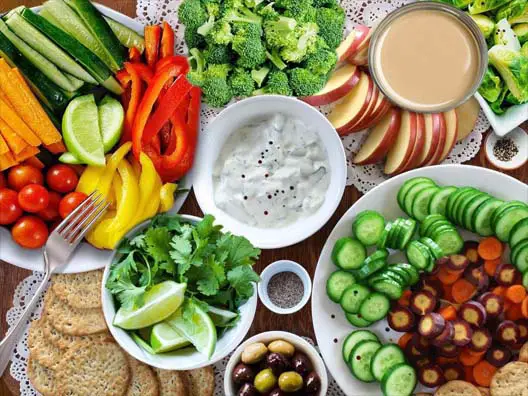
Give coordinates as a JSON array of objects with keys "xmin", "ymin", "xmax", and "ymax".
[
  {"xmin": 144, "ymin": 228, "xmax": 172, "ymax": 264},
  {"xmin": 227, "ymin": 264, "xmax": 260, "ymax": 303},
  {"xmin": 217, "ymin": 233, "xmax": 261, "ymax": 269}
]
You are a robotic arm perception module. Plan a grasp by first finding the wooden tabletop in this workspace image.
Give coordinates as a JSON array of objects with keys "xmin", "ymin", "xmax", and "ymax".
[{"xmin": 0, "ymin": 1, "xmax": 527, "ymax": 394}]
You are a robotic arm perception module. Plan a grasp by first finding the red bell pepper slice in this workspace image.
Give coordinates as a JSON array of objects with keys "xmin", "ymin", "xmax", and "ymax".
[
  {"xmin": 121, "ymin": 62, "xmax": 144, "ymax": 144},
  {"xmin": 160, "ymin": 22, "xmax": 175, "ymax": 58},
  {"xmin": 115, "ymin": 69, "xmax": 131, "ymax": 86},
  {"xmin": 129, "ymin": 47, "xmax": 142, "ymax": 63},
  {"xmin": 144, "ymin": 25, "xmax": 161, "ymax": 68},
  {"xmin": 133, "ymin": 63, "xmax": 154, "ymax": 84},
  {"xmin": 155, "ymin": 56, "xmax": 189, "ymax": 75}
]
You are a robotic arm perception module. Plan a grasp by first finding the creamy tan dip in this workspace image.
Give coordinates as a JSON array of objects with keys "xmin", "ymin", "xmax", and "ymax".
[{"xmin": 373, "ymin": 9, "xmax": 480, "ymax": 112}]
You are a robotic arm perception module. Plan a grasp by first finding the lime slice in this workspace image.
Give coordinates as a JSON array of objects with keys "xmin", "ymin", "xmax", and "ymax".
[
  {"xmin": 58, "ymin": 152, "xmax": 83, "ymax": 164},
  {"xmin": 113, "ymin": 281, "xmax": 186, "ymax": 330},
  {"xmin": 62, "ymin": 94, "xmax": 105, "ymax": 166},
  {"xmin": 166, "ymin": 303, "xmax": 217, "ymax": 358},
  {"xmin": 208, "ymin": 306, "xmax": 239, "ymax": 327},
  {"xmin": 131, "ymin": 332, "xmax": 156, "ymax": 354},
  {"xmin": 150, "ymin": 322, "xmax": 191, "ymax": 353},
  {"xmin": 98, "ymin": 95, "xmax": 124, "ymax": 153}
]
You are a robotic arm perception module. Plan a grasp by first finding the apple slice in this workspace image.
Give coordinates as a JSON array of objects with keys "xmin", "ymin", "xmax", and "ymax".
[
  {"xmin": 417, "ymin": 112, "xmax": 442, "ymax": 167},
  {"xmin": 438, "ymin": 109, "xmax": 458, "ymax": 163},
  {"xmin": 424, "ymin": 113, "xmax": 447, "ymax": 166},
  {"xmin": 401, "ymin": 113, "xmax": 425, "ymax": 172},
  {"xmin": 384, "ymin": 111, "xmax": 418, "ymax": 175},
  {"xmin": 455, "ymin": 97, "xmax": 480, "ymax": 142},
  {"xmin": 354, "ymin": 108, "xmax": 401, "ymax": 165},
  {"xmin": 348, "ymin": 44, "xmax": 370, "ymax": 66},
  {"xmin": 336, "ymin": 25, "xmax": 370, "ymax": 63},
  {"xmin": 347, "ymin": 86, "xmax": 380, "ymax": 132},
  {"xmin": 362, "ymin": 99, "xmax": 391, "ymax": 129},
  {"xmin": 302, "ymin": 64, "xmax": 360, "ymax": 106},
  {"xmin": 352, "ymin": 93, "xmax": 390, "ymax": 131},
  {"xmin": 328, "ymin": 72, "xmax": 374, "ymax": 135}
]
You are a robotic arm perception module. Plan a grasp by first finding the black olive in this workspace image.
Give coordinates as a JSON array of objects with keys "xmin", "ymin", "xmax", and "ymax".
[
  {"xmin": 305, "ymin": 371, "xmax": 321, "ymax": 393},
  {"xmin": 266, "ymin": 352, "xmax": 290, "ymax": 375},
  {"xmin": 232, "ymin": 363, "xmax": 256, "ymax": 385},
  {"xmin": 237, "ymin": 382, "xmax": 258, "ymax": 396},
  {"xmin": 291, "ymin": 352, "xmax": 313, "ymax": 377},
  {"xmin": 268, "ymin": 387, "xmax": 287, "ymax": 396}
]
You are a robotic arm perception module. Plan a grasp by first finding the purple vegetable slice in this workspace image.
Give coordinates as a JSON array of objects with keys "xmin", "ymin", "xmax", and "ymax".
[
  {"xmin": 452, "ymin": 320, "xmax": 473, "ymax": 346},
  {"xmin": 418, "ymin": 364, "xmax": 446, "ymax": 387},
  {"xmin": 410, "ymin": 290, "xmax": 437, "ymax": 316},
  {"xmin": 495, "ymin": 264, "xmax": 518, "ymax": 286},
  {"xmin": 432, "ymin": 321, "xmax": 454, "ymax": 347},
  {"xmin": 518, "ymin": 319, "xmax": 528, "ymax": 343},
  {"xmin": 441, "ymin": 363, "xmax": 464, "ymax": 381},
  {"xmin": 388, "ymin": 306, "xmax": 416, "ymax": 332},
  {"xmin": 496, "ymin": 320, "xmax": 520, "ymax": 346},
  {"xmin": 478, "ymin": 292, "xmax": 504, "ymax": 318},
  {"xmin": 469, "ymin": 328, "xmax": 492, "ymax": 352},
  {"xmin": 419, "ymin": 313, "xmax": 446, "ymax": 339},
  {"xmin": 447, "ymin": 254, "xmax": 470, "ymax": 272},
  {"xmin": 459, "ymin": 301, "xmax": 487, "ymax": 327},
  {"xmin": 485, "ymin": 345, "xmax": 512, "ymax": 367},
  {"xmin": 436, "ymin": 343, "xmax": 458, "ymax": 358},
  {"xmin": 464, "ymin": 265, "xmax": 489, "ymax": 290},
  {"xmin": 462, "ymin": 241, "xmax": 481, "ymax": 264}
]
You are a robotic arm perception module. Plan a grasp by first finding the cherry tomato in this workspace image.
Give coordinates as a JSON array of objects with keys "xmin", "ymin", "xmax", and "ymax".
[
  {"xmin": 18, "ymin": 184, "xmax": 50, "ymax": 213},
  {"xmin": 0, "ymin": 188, "xmax": 23, "ymax": 225},
  {"xmin": 11, "ymin": 216, "xmax": 49, "ymax": 249},
  {"xmin": 46, "ymin": 164, "xmax": 79, "ymax": 193},
  {"xmin": 0, "ymin": 172, "xmax": 6, "ymax": 189},
  {"xmin": 7, "ymin": 165, "xmax": 44, "ymax": 191},
  {"xmin": 37, "ymin": 191, "xmax": 62, "ymax": 222},
  {"xmin": 59, "ymin": 192, "xmax": 87, "ymax": 219}
]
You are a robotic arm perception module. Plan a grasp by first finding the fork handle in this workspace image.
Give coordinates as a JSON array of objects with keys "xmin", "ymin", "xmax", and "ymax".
[{"xmin": 0, "ymin": 270, "xmax": 51, "ymax": 376}]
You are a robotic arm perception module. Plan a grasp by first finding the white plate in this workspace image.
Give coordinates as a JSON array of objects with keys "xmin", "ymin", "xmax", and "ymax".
[
  {"xmin": 193, "ymin": 95, "xmax": 347, "ymax": 249},
  {"xmin": 475, "ymin": 92, "xmax": 528, "ymax": 137},
  {"xmin": 0, "ymin": 4, "xmax": 192, "ymax": 273},
  {"xmin": 311, "ymin": 164, "xmax": 528, "ymax": 396}
]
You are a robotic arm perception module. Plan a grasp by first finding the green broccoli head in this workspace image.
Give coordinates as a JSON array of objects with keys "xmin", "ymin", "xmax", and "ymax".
[
  {"xmin": 223, "ymin": 6, "xmax": 263, "ymax": 25},
  {"xmin": 312, "ymin": 0, "xmax": 338, "ymax": 7},
  {"xmin": 303, "ymin": 37, "xmax": 337, "ymax": 75},
  {"xmin": 257, "ymin": 2, "xmax": 280, "ymax": 21},
  {"xmin": 254, "ymin": 70, "xmax": 292, "ymax": 95},
  {"xmin": 522, "ymin": 41, "xmax": 528, "ymax": 56},
  {"xmin": 187, "ymin": 48, "xmax": 206, "ymax": 86},
  {"xmin": 288, "ymin": 67, "xmax": 326, "ymax": 96},
  {"xmin": 202, "ymin": 64, "xmax": 234, "ymax": 107},
  {"xmin": 229, "ymin": 67, "xmax": 255, "ymax": 96},
  {"xmin": 263, "ymin": 16, "xmax": 297, "ymax": 48},
  {"xmin": 184, "ymin": 27, "xmax": 206, "ymax": 50},
  {"xmin": 280, "ymin": 22, "xmax": 319, "ymax": 63},
  {"xmin": 201, "ymin": 0, "xmax": 221, "ymax": 17},
  {"xmin": 283, "ymin": 5, "xmax": 317, "ymax": 23},
  {"xmin": 251, "ymin": 65, "xmax": 270, "ymax": 87},
  {"xmin": 179, "ymin": 0, "xmax": 208, "ymax": 28},
  {"xmin": 204, "ymin": 44, "xmax": 233, "ymax": 64},
  {"xmin": 478, "ymin": 66, "xmax": 503, "ymax": 102},
  {"xmin": 315, "ymin": 6, "xmax": 345, "ymax": 49},
  {"xmin": 275, "ymin": 0, "xmax": 314, "ymax": 14},
  {"xmin": 206, "ymin": 20, "xmax": 234, "ymax": 45},
  {"xmin": 488, "ymin": 45, "xmax": 528, "ymax": 103},
  {"xmin": 266, "ymin": 48, "xmax": 287, "ymax": 70},
  {"xmin": 232, "ymin": 23, "xmax": 267, "ymax": 68}
]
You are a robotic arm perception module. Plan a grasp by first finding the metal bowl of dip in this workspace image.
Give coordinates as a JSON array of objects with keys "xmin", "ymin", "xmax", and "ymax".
[{"xmin": 368, "ymin": 1, "xmax": 488, "ymax": 113}]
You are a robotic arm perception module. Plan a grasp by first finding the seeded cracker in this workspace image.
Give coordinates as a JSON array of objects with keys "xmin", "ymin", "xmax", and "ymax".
[
  {"xmin": 51, "ymin": 269, "xmax": 103, "ymax": 309},
  {"xmin": 435, "ymin": 380, "xmax": 481, "ymax": 396},
  {"xmin": 155, "ymin": 368, "xmax": 189, "ymax": 396},
  {"xmin": 27, "ymin": 316, "xmax": 63, "ymax": 369},
  {"xmin": 28, "ymin": 357, "xmax": 57, "ymax": 396},
  {"xmin": 183, "ymin": 366, "xmax": 215, "ymax": 396},
  {"xmin": 126, "ymin": 357, "xmax": 160, "ymax": 396},
  {"xmin": 490, "ymin": 361, "xmax": 528, "ymax": 396}
]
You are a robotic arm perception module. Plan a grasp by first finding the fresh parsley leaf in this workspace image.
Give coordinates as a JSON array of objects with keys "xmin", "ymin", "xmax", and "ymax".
[
  {"xmin": 114, "ymin": 282, "xmax": 147, "ymax": 309},
  {"xmin": 130, "ymin": 234, "xmax": 146, "ymax": 249},
  {"xmin": 170, "ymin": 235, "xmax": 193, "ymax": 274},
  {"xmin": 227, "ymin": 265, "xmax": 260, "ymax": 306},
  {"xmin": 195, "ymin": 214, "xmax": 223, "ymax": 239},
  {"xmin": 217, "ymin": 233, "xmax": 261, "ymax": 270}
]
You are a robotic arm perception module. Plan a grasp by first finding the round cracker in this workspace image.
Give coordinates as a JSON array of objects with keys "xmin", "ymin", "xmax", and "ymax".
[
  {"xmin": 126, "ymin": 357, "xmax": 159, "ymax": 396},
  {"xmin": 51, "ymin": 270, "xmax": 102, "ymax": 309},
  {"xmin": 27, "ymin": 357, "xmax": 57, "ymax": 396},
  {"xmin": 56, "ymin": 340, "xmax": 130, "ymax": 396},
  {"xmin": 479, "ymin": 387, "xmax": 491, "ymax": 396},
  {"xmin": 519, "ymin": 342, "xmax": 528, "ymax": 363},
  {"xmin": 27, "ymin": 317, "xmax": 63, "ymax": 369},
  {"xmin": 436, "ymin": 380, "xmax": 481, "ymax": 396},
  {"xmin": 184, "ymin": 366, "xmax": 214, "ymax": 396},
  {"xmin": 45, "ymin": 288, "xmax": 107, "ymax": 336},
  {"xmin": 154, "ymin": 368, "xmax": 189, "ymax": 396},
  {"xmin": 490, "ymin": 361, "xmax": 528, "ymax": 396}
]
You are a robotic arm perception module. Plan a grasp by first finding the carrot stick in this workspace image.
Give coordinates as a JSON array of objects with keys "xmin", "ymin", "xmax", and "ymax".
[
  {"xmin": 23, "ymin": 156, "xmax": 45, "ymax": 169},
  {"xmin": 14, "ymin": 145, "xmax": 39, "ymax": 162},
  {"xmin": 398, "ymin": 333, "xmax": 413, "ymax": 350},
  {"xmin": 439, "ymin": 305, "xmax": 457, "ymax": 321},
  {"xmin": 505, "ymin": 303, "xmax": 523, "ymax": 321},
  {"xmin": 0, "ymin": 98, "xmax": 39, "ymax": 147},
  {"xmin": 144, "ymin": 25, "xmax": 161, "ymax": 67},
  {"xmin": 0, "ymin": 133, "xmax": 9, "ymax": 155},
  {"xmin": 398, "ymin": 290, "xmax": 412, "ymax": 307},
  {"xmin": 484, "ymin": 258, "xmax": 501, "ymax": 277},
  {"xmin": 460, "ymin": 348, "xmax": 484, "ymax": 366},
  {"xmin": 0, "ymin": 118, "xmax": 27, "ymax": 154},
  {"xmin": 522, "ymin": 296, "xmax": 528, "ymax": 318},
  {"xmin": 438, "ymin": 266, "xmax": 463, "ymax": 285},
  {"xmin": 44, "ymin": 141, "xmax": 66, "ymax": 154},
  {"xmin": 0, "ymin": 152, "xmax": 17, "ymax": 171},
  {"xmin": 505, "ymin": 285, "xmax": 527, "ymax": 304},
  {"xmin": 473, "ymin": 360, "xmax": 497, "ymax": 387},
  {"xmin": 129, "ymin": 47, "xmax": 142, "ymax": 62},
  {"xmin": 452, "ymin": 278, "xmax": 477, "ymax": 303},
  {"xmin": 492, "ymin": 286, "xmax": 506, "ymax": 297},
  {"xmin": 478, "ymin": 237, "xmax": 503, "ymax": 260}
]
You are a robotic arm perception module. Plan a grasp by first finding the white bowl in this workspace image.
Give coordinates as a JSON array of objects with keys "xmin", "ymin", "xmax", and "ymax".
[
  {"xmin": 475, "ymin": 92, "xmax": 528, "ymax": 137},
  {"xmin": 192, "ymin": 95, "xmax": 347, "ymax": 249},
  {"xmin": 258, "ymin": 260, "xmax": 312, "ymax": 315},
  {"xmin": 101, "ymin": 215, "xmax": 258, "ymax": 370},
  {"xmin": 485, "ymin": 127, "xmax": 528, "ymax": 170},
  {"xmin": 224, "ymin": 331, "xmax": 328, "ymax": 396}
]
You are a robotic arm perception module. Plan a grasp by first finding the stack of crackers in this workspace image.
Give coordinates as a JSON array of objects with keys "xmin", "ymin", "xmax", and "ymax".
[{"xmin": 26, "ymin": 269, "xmax": 215, "ymax": 396}]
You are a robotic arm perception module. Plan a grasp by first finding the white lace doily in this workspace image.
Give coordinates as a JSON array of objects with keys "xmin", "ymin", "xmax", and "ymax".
[
  {"xmin": 7, "ymin": 271, "xmax": 346, "ymax": 395},
  {"xmin": 137, "ymin": 0, "xmax": 490, "ymax": 194}
]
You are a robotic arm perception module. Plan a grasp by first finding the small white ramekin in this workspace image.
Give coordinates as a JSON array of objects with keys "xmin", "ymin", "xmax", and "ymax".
[{"xmin": 258, "ymin": 260, "xmax": 312, "ymax": 315}]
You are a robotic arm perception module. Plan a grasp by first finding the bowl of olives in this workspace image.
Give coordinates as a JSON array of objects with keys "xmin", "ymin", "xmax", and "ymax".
[{"xmin": 224, "ymin": 331, "xmax": 328, "ymax": 396}]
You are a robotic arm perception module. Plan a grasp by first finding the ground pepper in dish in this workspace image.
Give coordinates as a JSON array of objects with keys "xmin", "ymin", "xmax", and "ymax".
[
  {"xmin": 267, "ymin": 271, "xmax": 304, "ymax": 309},
  {"xmin": 493, "ymin": 138, "xmax": 519, "ymax": 162}
]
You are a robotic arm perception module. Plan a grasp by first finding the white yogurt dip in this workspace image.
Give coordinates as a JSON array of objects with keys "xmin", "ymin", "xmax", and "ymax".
[{"xmin": 213, "ymin": 113, "xmax": 330, "ymax": 228}]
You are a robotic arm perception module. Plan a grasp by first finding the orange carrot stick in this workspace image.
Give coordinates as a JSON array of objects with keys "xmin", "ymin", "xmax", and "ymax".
[{"xmin": 478, "ymin": 237, "xmax": 503, "ymax": 260}]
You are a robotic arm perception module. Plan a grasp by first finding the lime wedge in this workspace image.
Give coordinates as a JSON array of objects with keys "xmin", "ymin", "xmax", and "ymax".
[
  {"xmin": 98, "ymin": 95, "xmax": 124, "ymax": 153},
  {"xmin": 131, "ymin": 332, "xmax": 156, "ymax": 354},
  {"xmin": 62, "ymin": 94, "xmax": 105, "ymax": 166},
  {"xmin": 113, "ymin": 281, "xmax": 186, "ymax": 330},
  {"xmin": 208, "ymin": 306, "xmax": 239, "ymax": 327},
  {"xmin": 58, "ymin": 152, "xmax": 83, "ymax": 164},
  {"xmin": 150, "ymin": 322, "xmax": 191, "ymax": 353},
  {"xmin": 166, "ymin": 303, "xmax": 217, "ymax": 358}
]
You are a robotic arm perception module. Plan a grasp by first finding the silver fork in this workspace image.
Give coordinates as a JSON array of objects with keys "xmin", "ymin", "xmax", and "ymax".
[{"xmin": 0, "ymin": 191, "xmax": 109, "ymax": 376}]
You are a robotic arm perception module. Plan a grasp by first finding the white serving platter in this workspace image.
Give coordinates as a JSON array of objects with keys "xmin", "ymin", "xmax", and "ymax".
[
  {"xmin": 311, "ymin": 164, "xmax": 528, "ymax": 395},
  {"xmin": 0, "ymin": 4, "xmax": 192, "ymax": 273}
]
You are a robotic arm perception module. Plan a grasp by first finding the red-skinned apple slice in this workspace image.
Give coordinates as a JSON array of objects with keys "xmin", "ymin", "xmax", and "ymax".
[
  {"xmin": 438, "ymin": 109, "xmax": 458, "ymax": 163},
  {"xmin": 354, "ymin": 108, "xmax": 401, "ymax": 165},
  {"xmin": 336, "ymin": 25, "xmax": 370, "ymax": 63},
  {"xmin": 401, "ymin": 113, "xmax": 425, "ymax": 172},
  {"xmin": 424, "ymin": 113, "xmax": 447, "ymax": 166},
  {"xmin": 456, "ymin": 97, "xmax": 479, "ymax": 142},
  {"xmin": 417, "ymin": 112, "xmax": 442, "ymax": 167},
  {"xmin": 348, "ymin": 44, "xmax": 370, "ymax": 66},
  {"xmin": 301, "ymin": 64, "xmax": 360, "ymax": 106},
  {"xmin": 347, "ymin": 86, "xmax": 380, "ymax": 132},
  {"xmin": 328, "ymin": 72, "xmax": 374, "ymax": 135},
  {"xmin": 384, "ymin": 111, "xmax": 417, "ymax": 175},
  {"xmin": 361, "ymin": 98, "xmax": 392, "ymax": 130}
]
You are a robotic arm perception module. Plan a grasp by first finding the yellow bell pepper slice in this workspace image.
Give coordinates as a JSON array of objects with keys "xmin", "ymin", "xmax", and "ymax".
[
  {"xmin": 159, "ymin": 183, "xmax": 178, "ymax": 213},
  {"xmin": 142, "ymin": 175, "xmax": 162, "ymax": 221},
  {"xmin": 85, "ymin": 210, "xmax": 116, "ymax": 249},
  {"xmin": 132, "ymin": 153, "xmax": 157, "ymax": 224},
  {"xmin": 75, "ymin": 165, "xmax": 105, "ymax": 195}
]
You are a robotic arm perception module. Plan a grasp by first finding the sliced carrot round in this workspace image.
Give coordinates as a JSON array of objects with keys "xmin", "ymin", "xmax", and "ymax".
[
  {"xmin": 473, "ymin": 360, "xmax": 497, "ymax": 387},
  {"xmin": 478, "ymin": 237, "xmax": 503, "ymax": 260}
]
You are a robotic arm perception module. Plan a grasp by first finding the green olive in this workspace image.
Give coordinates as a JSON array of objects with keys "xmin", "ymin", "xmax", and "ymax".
[
  {"xmin": 254, "ymin": 368, "xmax": 277, "ymax": 393},
  {"xmin": 241, "ymin": 342, "xmax": 268, "ymax": 364},
  {"xmin": 268, "ymin": 340, "xmax": 295, "ymax": 357},
  {"xmin": 278, "ymin": 371, "xmax": 303, "ymax": 392}
]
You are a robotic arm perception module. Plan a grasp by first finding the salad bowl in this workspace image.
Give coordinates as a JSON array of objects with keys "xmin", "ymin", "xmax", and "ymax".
[{"xmin": 101, "ymin": 214, "xmax": 258, "ymax": 370}]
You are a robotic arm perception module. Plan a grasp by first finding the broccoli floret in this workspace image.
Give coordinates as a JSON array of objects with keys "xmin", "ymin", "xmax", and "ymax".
[
  {"xmin": 275, "ymin": 0, "xmax": 314, "ymax": 14},
  {"xmin": 251, "ymin": 66, "xmax": 270, "ymax": 87},
  {"xmin": 206, "ymin": 20, "xmax": 234, "ymax": 44},
  {"xmin": 313, "ymin": 0, "xmax": 338, "ymax": 7},
  {"xmin": 245, "ymin": 0, "xmax": 265, "ymax": 8},
  {"xmin": 257, "ymin": 2, "xmax": 280, "ymax": 21},
  {"xmin": 221, "ymin": 0, "xmax": 245, "ymax": 15},
  {"xmin": 187, "ymin": 48, "xmax": 206, "ymax": 86},
  {"xmin": 315, "ymin": 6, "xmax": 345, "ymax": 49},
  {"xmin": 303, "ymin": 38, "xmax": 337, "ymax": 75},
  {"xmin": 201, "ymin": 0, "xmax": 221, "ymax": 17},
  {"xmin": 280, "ymin": 22, "xmax": 319, "ymax": 63},
  {"xmin": 184, "ymin": 27, "xmax": 206, "ymax": 50},
  {"xmin": 266, "ymin": 48, "xmax": 287, "ymax": 70},
  {"xmin": 204, "ymin": 44, "xmax": 233, "ymax": 64},
  {"xmin": 198, "ymin": 15, "xmax": 216, "ymax": 36},
  {"xmin": 179, "ymin": 0, "xmax": 208, "ymax": 28},
  {"xmin": 229, "ymin": 67, "xmax": 255, "ymax": 96},
  {"xmin": 202, "ymin": 64, "xmax": 234, "ymax": 107},
  {"xmin": 283, "ymin": 5, "xmax": 317, "ymax": 23},
  {"xmin": 288, "ymin": 67, "xmax": 326, "ymax": 96},
  {"xmin": 253, "ymin": 70, "xmax": 292, "ymax": 95},
  {"xmin": 263, "ymin": 16, "xmax": 297, "ymax": 48},
  {"xmin": 232, "ymin": 23, "xmax": 267, "ymax": 68},
  {"xmin": 223, "ymin": 6, "xmax": 263, "ymax": 25}
]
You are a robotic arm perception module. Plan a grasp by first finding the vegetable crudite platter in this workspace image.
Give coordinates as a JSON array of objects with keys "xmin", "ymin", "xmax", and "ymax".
[{"xmin": 312, "ymin": 164, "xmax": 528, "ymax": 396}]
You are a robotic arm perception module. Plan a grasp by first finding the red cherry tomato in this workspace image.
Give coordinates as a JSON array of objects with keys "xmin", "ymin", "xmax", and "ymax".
[
  {"xmin": 46, "ymin": 164, "xmax": 79, "ymax": 193},
  {"xmin": 59, "ymin": 192, "xmax": 88, "ymax": 219},
  {"xmin": 7, "ymin": 165, "xmax": 44, "ymax": 191},
  {"xmin": 18, "ymin": 184, "xmax": 50, "ymax": 213},
  {"xmin": 0, "ymin": 172, "xmax": 6, "ymax": 189},
  {"xmin": 11, "ymin": 216, "xmax": 49, "ymax": 249},
  {"xmin": 0, "ymin": 188, "xmax": 23, "ymax": 225},
  {"xmin": 37, "ymin": 191, "xmax": 62, "ymax": 222}
]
